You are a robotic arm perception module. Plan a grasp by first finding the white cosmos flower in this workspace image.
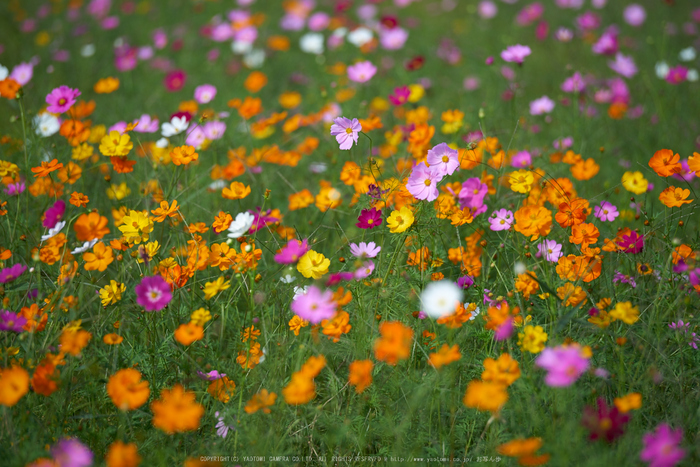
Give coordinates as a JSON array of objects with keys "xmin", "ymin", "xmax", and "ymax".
[
  {"xmin": 227, "ymin": 212, "xmax": 255, "ymax": 238},
  {"xmin": 300, "ymin": 33, "xmax": 324, "ymax": 54},
  {"xmin": 34, "ymin": 113, "xmax": 60, "ymax": 137},
  {"xmin": 687, "ymin": 69, "xmax": 699, "ymax": 82},
  {"xmin": 208, "ymin": 179, "xmax": 226, "ymax": 190},
  {"xmin": 347, "ymin": 27, "xmax": 373, "ymax": 47},
  {"xmin": 243, "ymin": 49, "xmax": 265, "ymax": 68},
  {"xmin": 655, "ymin": 61, "xmax": 670, "ymax": 79},
  {"xmin": 292, "ymin": 286, "xmax": 309, "ymax": 300},
  {"xmin": 420, "ymin": 280, "xmax": 463, "ymax": 319},
  {"xmin": 0, "ymin": 65, "xmax": 8, "ymax": 80},
  {"xmin": 41, "ymin": 221, "xmax": 66, "ymax": 242},
  {"xmin": 280, "ymin": 274, "xmax": 296, "ymax": 284},
  {"xmin": 161, "ymin": 116, "xmax": 189, "ymax": 137},
  {"xmin": 71, "ymin": 238, "xmax": 99, "ymax": 255},
  {"xmin": 231, "ymin": 40, "xmax": 253, "ymax": 54},
  {"xmin": 679, "ymin": 47, "xmax": 696, "ymax": 62},
  {"xmin": 80, "ymin": 44, "xmax": 96, "ymax": 57},
  {"xmin": 155, "ymin": 137, "xmax": 169, "ymax": 148}
]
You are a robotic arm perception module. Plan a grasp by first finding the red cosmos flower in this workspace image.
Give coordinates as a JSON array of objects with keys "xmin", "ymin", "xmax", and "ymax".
[{"xmin": 581, "ymin": 398, "xmax": 630, "ymax": 443}]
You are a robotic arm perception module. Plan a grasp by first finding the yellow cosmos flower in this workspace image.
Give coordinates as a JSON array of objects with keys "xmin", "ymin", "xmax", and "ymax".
[
  {"xmin": 386, "ymin": 206, "xmax": 415, "ymax": 234},
  {"xmin": 621, "ymin": 171, "xmax": 648, "ymax": 195},
  {"xmin": 203, "ymin": 276, "xmax": 231, "ymax": 300},
  {"xmin": 118, "ymin": 210, "xmax": 153, "ymax": 244},
  {"xmin": 106, "ymin": 182, "xmax": 131, "ymax": 201},
  {"xmin": 509, "ymin": 170, "xmax": 534, "ymax": 194},
  {"xmin": 297, "ymin": 250, "xmax": 330, "ymax": 279},
  {"xmin": 99, "ymin": 130, "xmax": 133, "ymax": 157},
  {"xmin": 609, "ymin": 301, "xmax": 639, "ymax": 324},
  {"xmin": 100, "ymin": 280, "xmax": 126, "ymax": 307}
]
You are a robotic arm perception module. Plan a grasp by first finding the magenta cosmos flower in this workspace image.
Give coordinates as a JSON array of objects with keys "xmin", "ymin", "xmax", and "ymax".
[
  {"xmin": 43, "ymin": 199, "xmax": 66, "ymax": 229},
  {"xmin": 500, "ymin": 44, "xmax": 532, "ymax": 64},
  {"xmin": 274, "ymin": 239, "xmax": 309, "ymax": 264},
  {"xmin": 388, "ymin": 86, "xmax": 411, "ymax": 106},
  {"xmin": 290, "ymin": 285, "xmax": 336, "ymax": 324},
  {"xmin": 535, "ymin": 345, "xmax": 590, "ymax": 387},
  {"xmin": 0, "ymin": 310, "xmax": 27, "ymax": 333},
  {"xmin": 426, "ymin": 143, "xmax": 459, "ymax": 177},
  {"xmin": 330, "ymin": 117, "xmax": 362, "ymax": 150},
  {"xmin": 0, "ymin": 263, "xmax": 28, "ymax": 284},
  {"xmin": 529, "ymin": 96, "xmax": 555, "ymax": 115},
  {"xmin": 488, "ymin": 209, "xmax": 513, "ymax": 231},
  {"xmin": 640, "ymin": 424, "xmax": 685, "ymax": 467},
  {"xmin": 406, "ymin": 162, "xmax": 442, "ymax": 202},
  {"xmin": 51, "ymin": 438, "xmax": 93, "ymax": 467},
  {"xmin": 581, "ymin": 398, "xmax": 630, "ymax": 443},
  {"xmin": 194, "ymin": 84, "xmax": 217, "ymax": 104},
  {"xmin": 458, "ymin": 177, "xmax": 488, "ymax": 209},
  {"xmin": 594, "ymin": 201, "xmax": 619, "ymax": 222},
  {"xmin": 347, "ymin": 60, "xmax": 377, "ymax": 83},
  {"xmin": 164, "ymin": 69, "xmax": 187, "ymax": 92},
  {"xmin": 350, "ymin": 241, "xmax": 381, "ymax": 259},
  {"xmin": 356, "ymin": 208, "xmax": 382, "ymax": 229},
  {"xmin": 135, "ymin": 275, "xmax": 172, "ymax": 311},
  {"xmin": 45, "ymin": 86, "xmax": 81, "ymax": 114}
]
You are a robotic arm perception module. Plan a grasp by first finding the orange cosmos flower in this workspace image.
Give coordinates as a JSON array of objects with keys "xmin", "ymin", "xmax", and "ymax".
[
  {"xmin": 151, "ymin": 385, "xmax": 204, "ymax": 434},
  {"xmin": 69, "ymin": 192, "xmax": 89, "ymax": 207},
  {"xmin": 94, "ymin": 77, "xmax": 120, "ymax": 94},
  {"xmin": 237, "ymin": 96, "xmax": 262, "ymax": 120},
  {"xmin": 570, "ymin": 158, "xmax": 599, "ymax": 180},
  {"xmin": 482, "ymin": 354, "xmax": 521, "ymax": 386},
  {"xmin": 31, "ymin": 159, "xmax": 63, "ymax": 178},
  {"xmin": 82, "ymin": 241, "xmax": 114, "ymax": 272},
  {"xmin": 659, "ymin": 186, "xmax": 692, "ymax": 208},
  {"xmin": 174, "ymin": 323, "xmax": 204, "ymax": 346},
  {"xmin": 428, "ymin": 344, "xmax": 462, "ymax": 369},
  {"xmin": 222, "ymin": 181, "xmax": 251, "ymax": 200},
  {"xmin": 212, "ymin": 211, "xmax": 233, "ymax": 233},
  {"xmin": 514, "ymin": 205, "xmax": 552, "ymax": 241},
  {"xmin": 300, "ymin": 355, "xmax": 326, "ymax": 379},
  {"xmin": 555, "ymin": 198, "xmax": 590, "ymax": 228},
  {"xmin": 688, "ymin": 152, "xmax": 700, "ymax": 175},
  {"xmin": 321, "ymin": 311, "xmax": 351, "ymax": 342},
  {"xmin": 207, "ymin": 376, "xmax": 236, "ymax": 403},
  {"xmin": 282, "ymin": 373, "xmax": 316, "ymax": 405},
  {"xmin": 74, "ymin": 212, "xmax": 110, "ymax": 241},
  {"xmin": 244, "ymin": 71, "xmax": 268, "ymax": 93},
  {"xmin": 244, "ymin": 389, "xmax": 277, "ymax": 414},
  {"xmin": 373, "ymin": 321, "xmax": 414, "ymax": 366},
  {"xmin": 170, "ymin": 145, "xmax": 198, "ymax": 166},
  {"xmin": 20, "ymin": 303, "xmax": 48, "ymax": 332},
  {"xmin": 569, "ymin": 222, "xmax": 600, "ymax": 247},
  {"xmin": 110, "ymin": 156, "xmax": 137, "ymax": 174},
  {"xmin": 463, "ymin": 380, "xmax": 508, "ymax": 413},
  {"xmin": 59, "ymin": 119, "xmax": 91, "ymax": 146},
  {"xmin": 105, "ymin": 440, "xmax": 141, "ymax": 467},
  {"xmin": 31, "ymin": 359, "xmax": 60, "ymax": 397},
  {"xmin": 497, "ymin": 438, "xmax": 550, "ymax": 466},
  {"xmin": 103, "ymin": 333, "xmax": 124, "ymax": 345},
  {"xmin": 348, "ymin": 360, "xmax": 374, "ymax": 393},
  {"xmin": 613, "ymin": 392, "xmax": 642, "ymax": 413},
  {"xmin": 0, "ymin": 78, "xmax": 21, "ymax": 99},
  {"xmin": 288, "ymin": 189, "xmax": 314, "ymax": 210},
  {"xmin": 107, "ymin": 369, "xmax": 150, "ymax": 411},
  {"xmin": 648, "ymin": 149, "xmax": 682, "ymax": 177},
  {"xmin": 0, "ymin": 365, "xmax": 30, "ymax": 406},
  {"xmin": 151, "ymin": 199, "xmax": 179, "ymax": 222},
  {"xmin": 59, "ymin": 328, "xmax": 92, "ymax": 356}
]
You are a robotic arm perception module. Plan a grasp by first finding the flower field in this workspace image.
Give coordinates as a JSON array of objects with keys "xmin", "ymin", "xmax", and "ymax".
[{"xmin": 1, "ymin": 0, "xmax": 700, "ymax": 465}]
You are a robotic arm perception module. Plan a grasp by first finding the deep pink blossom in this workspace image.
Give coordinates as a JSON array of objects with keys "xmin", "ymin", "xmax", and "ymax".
[
  {"xmin": 135, "ymin": 276, "xmax": 172, "ymax": 312},
  {"xmin": 45, "ymin": 86, "xmax": 80, "ymax": 114},
  {"xmin": 356, "ymin": 208, "xmax": 383, "ymax": 229},
  {"xmin": 388, "ymin": 86, "xmax": 411, "ymax": 106},
  {"xmin": 0, "ymin": 310, "xmax": 27, "ymax": 333},
  {"xmin": 640, "ymin": 424, "xmax": 685, "ymax": 467},
  {"xmin": 43, "ymin": 200, "xmax": 66, "ymax": 229},
  {"xmin": 274, "ymin": 239, "xmax": 309, "ymax": 264},
  {"xmin": 561, "ymin": 72, "xmax": 586, "ymax": 93},
  {"xmin": 618, "ymin": 230, "xmax": 643, "ymax": 253},
  {"xmin": 515, "ymin": 3, "xmax": 544, "ymax": 26},
  {"xmin": 582, "ymin": 398, "xmax": 630, "ymax": 442},
  {"xmin": 592, "ymin": 28, "xmax": 618, "ymax": 55},
  {"xmin": 0, "ymin": 264, "xmax": 27, "ymax": 284},
  {"xmin": 666, "ymin": 66, "xmax": 688, "ymax": 85},
  {"xmin": 459, "ymin": 177, "xmax": 488, "ymax": 209}
]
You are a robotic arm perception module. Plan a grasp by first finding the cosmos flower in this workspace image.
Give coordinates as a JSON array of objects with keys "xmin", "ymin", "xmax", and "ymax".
[
  {"xmin": 274, "ymin": 239, "xmax": 309, "ymax": 264},
  {"xmin": 406, "ymin": 162, "xmax": 441, "ymax": 202},
  {"xmin": 227, "ymin": 212, "xmax": 255, "ymax": 238},
  {"xmin": 488, "ymin": 209, "xmax": 514, "ymax": 231},
  {"xmin": 347, "ymin": 61, "xmax": 377, "ymax": 83},
  {"xmin": 51, "ymin": 438, "xmax": 94, "ymax": 467},
  {"xmin": 0, "ymin": 264, "xmax": 27, "ymax": 284},
  {"xmin": 529, "ymin": 96, "xmax": 555, "ymax": 115},
  {"xmin": 535, "ymin": 345, "xmax": 589, "ymax": 387},
  {"xmin": 135, "ymin": 276, "xmax": 172, "ymax": 312},
  {"xmin": 426, "ymin": 143, "xmax": 459, "ymax": 177},
  {"xmin": 330, "ymin": 117, "xmax": 362, "ymax": 150},
  {"xmin": 349, "ymin": 242, "xmax": 381, "ymax": 259},
  {"xmin": 640, "ymin": 424, "xmax": 685, "ymax": 467},
  {"xmin": 290, "ymin": 285, "xmax": 336, "ymax": 324},
  {"xmin": 500, "ymin": 44, "xmax": 532, "ymax": 64},
  {"xmin": 45, "ymin": 85, "xmax": 81, "ymax": 114},
  {"xmin": 420, "ymin": 281, "xmax": 463, "ymax": 319}
]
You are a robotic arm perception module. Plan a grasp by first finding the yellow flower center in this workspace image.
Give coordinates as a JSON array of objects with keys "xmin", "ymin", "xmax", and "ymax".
[
  {"xmin": 424, "ymin": 179, "xmax": 431, "ymax": 186},
  {"xmin": 367, "ymin": 219, "xmax": 374, "ymax": 224},
  {"xmin": 442, "ymin": 155, "xmax": 449, "ymax": 163},
  {"xmin": 345, "ymin": 127, "xmax": 353, "ymax": 134}
]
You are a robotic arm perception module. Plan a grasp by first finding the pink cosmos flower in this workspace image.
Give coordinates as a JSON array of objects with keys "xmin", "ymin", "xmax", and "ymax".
[
  {"xmin": 197, "ymin": 370, "xmax": 226, "ymax": 381},
  {"xmin": 274, "ymin": 239, "xmax": 309, "ymax": 264},
  {"xmin": 592, "ymin": 28, "xmax": 618, "ymax": 55},
  {"xmin": 458, "ymin": 177, "xmax": 488, "ymax": 209},
  {"xmin": 500, "ymin": 44, "xmax": 532, "ymax": 64},
  {"xmin": 494, "ymin": 317, "xmax": 514, "ymax": 341},
  {"xmin": 51, "ymin": 438, "xmax": 94, "ymax": 467},
  {"xmin": 356, "ymin": 208, "xmax": 382, "ymax": 229},
  {"xmin": 132, "ymin": 114, "xmax": 159, "ymax": 133},
  {"xmin": 529, "ymin": 96, "xmax": 555, "ymax": 115},
  {"xmin": 515, "ymin": 3, "xmax": 544, "ymax": 26},
  {"xmin": 194, "ymin": 84, "xmax": 217, "ymax": 104},
  {"xmin": 0, "ymin": 263, "xmax": 27, "ymax": 284},
  {"xmin": 555, "ymin": 27, "xmax": 574, "ymax": 42},
  {"xmin": 488, "ymin": 209, "xmax": 513, "ymax": 231},
  {"xmin": 330, "ymin": 117, "xmax": 362, "ymax": 150},
  {"xmin": 609, "ymin": 53, "xmax": 638, "ymax": 78},
  {"xmin": 388, "ymin": 86, "xmax": 411, "ymax": 106},
  {"xmin": 406, "ymin": 162, "xmax": 442, "ymax": 202},
  {"xmin": 535, "ymin": 345, "xmax": 590, "ymax": 387},
  {"xmin": 164, "ymin": 69, "xmax": 187, "ymax": 92},
  {"xmin": 45, "ymin": 86, "xmax": 80, "ymax": 114},
  {"xmin": 0, "ymin": 310, "xmax": 27, "ymax": 332},
  {"xmin": 203, "ymin": 121, "xmax": 226, "ymax": 140},
  {"xmin": 248, "ymin": 208, "xmax": 280, "ymax": 233},
  {"xmin": 325, "ymin": 272, "xmax": 355, "ymax": 287},
  {"xmin": 537, "ymin": 239, "xmax": 563, "ymax": 262},
  {"xmin": 553, "ymin": 136, "xmax": 574, "ymax": 150},
  {"xmin": 511, "ymin": 151, "xmax": 532, "ymax": 168},
  {"xmin": 350, "ymin": 242, "xmax": 381, "ymax": 259},
  {"xmin": 43, "ymin": 200, "xmax": 66, "ymax": 229},
  {"xmin": 426, "ymin": 143, "xmax": 459, "ymax": 177},
  {"xmin": 347, "ymin": 61, "xmax": 377, "ymax": 83},
  {"xmin": 135, "ymin": 275, "xmax": 172, "ymax": 312},
  {"xmin": 594, "ymin": 201, "xmax": 619, "ymax": 222},
  {"xmin": 666, "ymin": 66, "xmax": 688, "ymax": 85},
  {"xmin": 576, "ymin": 11, "xmax": 601, "ymax": 30},
  {"xmin": 478, "ymin": 1, "xmax": 498, "ymax": 19},
  {"xmin": 290, "ymin": 285, "xmax": 336, "ymax": 324},
  {"xmin": 640, "ymin": 424, "xmax": 685, "ymax": 467},
  {"xmin": 623, "ymin": 4, "xmax": 646, "ymax": 27},
  {"xmin": 354, "ymin": 260, "xmax": 375, "ymax": 280},
  {"xmin": 185, "ymin": 126, "xmax": 206, "ymax": 149},
  {"xmin": 379, "ymin": 27, "xmax": 408, "ymax": 50},
  {"xmin": 561, "ymin": 72, "xmax": 586, "ymax": 93}
]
